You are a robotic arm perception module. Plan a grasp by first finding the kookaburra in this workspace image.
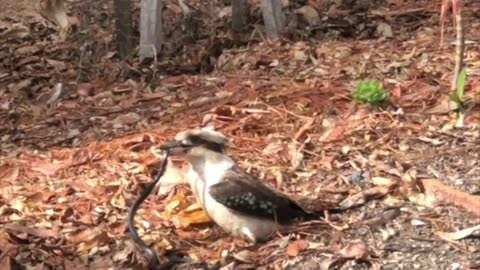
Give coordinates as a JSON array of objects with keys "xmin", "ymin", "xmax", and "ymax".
[{"xmin": 162, "ymin": 127, "xmax": 316, "ymax": 243}]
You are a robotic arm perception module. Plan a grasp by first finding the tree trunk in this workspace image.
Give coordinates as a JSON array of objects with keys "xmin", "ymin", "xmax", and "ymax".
[
  {"xmin": 232, "ymin": 0, "xmax": 248, "ymax": 33},
  {"xmin": 139, "ymin": 0, "xmax": 164, "ymax": 60},
  {"xmin": 114, "ymin": 0, "xmax": 133, "ymax": 59},
  {"xmin": 260, "ymin": 0, "xmax": 285, "ymax": 39}
]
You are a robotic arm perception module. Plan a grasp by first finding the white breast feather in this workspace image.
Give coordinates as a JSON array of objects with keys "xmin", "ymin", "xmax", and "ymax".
[{"xmin": 185, "ymin": 150, "xmax": 280, "ymax": 242}]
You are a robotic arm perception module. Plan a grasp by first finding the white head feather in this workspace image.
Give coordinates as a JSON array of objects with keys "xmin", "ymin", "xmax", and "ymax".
[{"xmin": 174, "ymin": 127, "xmax": 229, "ymax": 146}]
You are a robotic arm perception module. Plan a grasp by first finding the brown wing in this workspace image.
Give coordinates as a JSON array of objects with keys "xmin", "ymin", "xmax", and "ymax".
[{"xmin": 208, "ymin": 166, "xmax": 312, "ymax": 224}]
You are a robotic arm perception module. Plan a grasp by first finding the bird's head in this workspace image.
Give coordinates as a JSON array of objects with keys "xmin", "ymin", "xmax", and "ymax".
[{"xmin": 161, "ymin": 127, "xmax": 229, "ymax": 158}]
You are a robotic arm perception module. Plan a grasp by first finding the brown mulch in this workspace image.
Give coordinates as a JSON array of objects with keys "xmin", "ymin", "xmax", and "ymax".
[{"xmin": 0, "ymin": 0, "xmax": 479, "ymax": 269}]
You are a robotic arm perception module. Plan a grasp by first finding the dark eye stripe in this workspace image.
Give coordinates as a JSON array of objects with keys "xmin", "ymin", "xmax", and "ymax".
[
  {"xmin": 187, "ymin": 135, "xmax": 225, "ymax": 153},
  {"xmin": 187, "ymin": 135, "xmax": 203, "ymax": 144}
]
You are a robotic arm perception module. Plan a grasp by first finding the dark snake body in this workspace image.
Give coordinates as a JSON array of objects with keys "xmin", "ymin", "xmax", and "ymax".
[{"xmin": 127, "ymin": 148, "xmax": 181, "ymax": 270}]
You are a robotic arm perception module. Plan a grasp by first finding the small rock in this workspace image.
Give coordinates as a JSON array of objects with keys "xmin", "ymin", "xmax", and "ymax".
[{"xmin": 350, "ymin": 171, "xmax": 364, "ymax": 183}]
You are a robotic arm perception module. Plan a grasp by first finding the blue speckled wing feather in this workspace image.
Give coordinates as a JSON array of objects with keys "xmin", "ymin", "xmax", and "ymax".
[{"xmin": 207, "ymin": 166, "xmax": 310, "ymax": 224}]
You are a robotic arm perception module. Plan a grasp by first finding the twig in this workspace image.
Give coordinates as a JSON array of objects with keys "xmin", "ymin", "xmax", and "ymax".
[
  {"xmin": 370, "ymin": 8, "xmax": 428, "ymax": 17},
  {"xmin": 76, "ymin": 43, "xmax": 86, "ymax": 82},
  {"xmin": 22, "ymin": 99, "xmax": 167, "ymax": 130},
  {"xmin": 262, "ymin": 101, "xmax": 312, "ymax": 120},
  {"xmin": 293, "ymin": 117, "xmax": 316, "ymax": 142}
]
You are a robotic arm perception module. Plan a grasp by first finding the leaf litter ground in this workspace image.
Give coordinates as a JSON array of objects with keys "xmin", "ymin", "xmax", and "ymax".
[{"xmin": 0, "ymin": 0, "xmax": 479, "ymax": 269}]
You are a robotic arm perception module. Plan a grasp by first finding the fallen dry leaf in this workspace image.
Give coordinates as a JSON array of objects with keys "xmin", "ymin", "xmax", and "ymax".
[
  {"xmin": 67, "ymin": 227, "xmax": 102, "ymax": 244},
  {"xmin": 0, "ymin": 164, "xmax": 20, "ymax": 183},
  {"xmin": 3, "ymin": 224, "xmax": 59, "ymax": 239},
  {"xmin": 436, "ymin": 225, "xmax": 480, "ymax": 241},
  {"xmin": 319, "ymin": 155, "xmax": 335, "ymax": 170},
  {"xmin": 339, "ymin": 184, "xmax": 395, "ymax": 209},
  {"xmin": 372, "ymin": 177, "xmax": 397, "ymax": 186},
  {"xmin": 1, "ymin": 1, "xmax": 479, "ymax": 268},
  {"xmin": 46, "ymin": 83, "xmax": 62, "ymax": 104},
  {"xmin": 376, "ymin": 22, "xmax": 393, "ymax": 38},
  {"xmin": 233, "ymin": 249, "xmax": 256, "ymax": 263},
  {"xmin": 25, "ymin": 191, "xmax": 55, "ymax": 204},
  {"xmin": 337, "ymin": 240, "xmax": 369, "ymax": 260},
  {"xmin": 423, "ymin": 94, "xmax": 458, "ymax": 114},
  {"xmin": 9, "ymin": 198, "xmax": 26, "ymax": 213},
  {"xmin": 320, "ymin": 126, "xmax": 345, "ymax": 142},
  {"xmin": 0, "ymin": 23, "xmax": 30, "ymax": 38},
  {"xmin": 0, "ymin": 231, "xmax": 16, "ymax": 269},
  {"xmin": 0, "ymin": 253, "xmax": 12, "ymax": 270},
  {"xmin": 287, "ymin": 141, "xmax": 304, "ymax": 170},
  {"xmin": 404, "ymin": 179, "xmax": 480, "ymax": 217},
  {"xmin": 29, "ymin": 160, "xmax": 70, "ymax": 176},
  {"xmin": 172, "ymin": 202, "xmax": 212, "ymax": 228},
  {"xmin": 165, "ymin": 190, "xmax": 187, "ymax": 213},
  {"xmin": 293, "ymin": 117, "xmax": 316, "ymax": 141},
  {"xmin": 287, "ymin": 240, "xmax": 309, "ymax": 257},
  {"xmin": 114, "ymin": 112, "xmax": 141, "ymax": 125},
  {"xmin": 62, "ymin": 258, "xmax": 88, "ymax": 270}
]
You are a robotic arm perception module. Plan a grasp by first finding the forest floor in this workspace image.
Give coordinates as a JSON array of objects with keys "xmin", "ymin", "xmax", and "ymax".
[{"xmin": 0, "ymin": 0, "xmax": 479, "ymax": 269}]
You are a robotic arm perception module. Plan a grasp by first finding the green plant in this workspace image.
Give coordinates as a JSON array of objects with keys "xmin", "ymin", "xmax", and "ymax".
[
  {"xmin": 450, "ymin": 67, "xmax": 468, "ymax": 128},
  {"xmin": 449, "ymin": 67, "xmax": 467, "ymax": 111},
  {"xmin": 352, "ymin": 80, "xmax": 389, "ymax": 105}
]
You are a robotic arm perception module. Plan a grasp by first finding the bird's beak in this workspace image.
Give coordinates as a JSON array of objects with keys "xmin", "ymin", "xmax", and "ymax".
[
  {"xmin": 160, "ymin": 140, "xmax": 190, "ymax": 155},
  {"xmin": 161, "ymin": 140, "xmax": 183, "ymax": 149}
]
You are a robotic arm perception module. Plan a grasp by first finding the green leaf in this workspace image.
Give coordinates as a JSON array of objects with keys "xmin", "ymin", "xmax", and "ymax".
[
  {"xmin": 450, "ymin": 94, "xmax": 466, "ymax": 111},
  {"xmin": 449, "ymin": 94, "xmax": 461, "ymax": 104},
  {"xmin": 456, "ymin": 67, "xmax": 467, "ymax": 101}
]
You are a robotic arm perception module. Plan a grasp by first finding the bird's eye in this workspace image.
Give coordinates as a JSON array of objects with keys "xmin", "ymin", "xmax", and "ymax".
[{"xmin": 188, "ymin": 136, "xmax": 202, "ymax": 145}]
